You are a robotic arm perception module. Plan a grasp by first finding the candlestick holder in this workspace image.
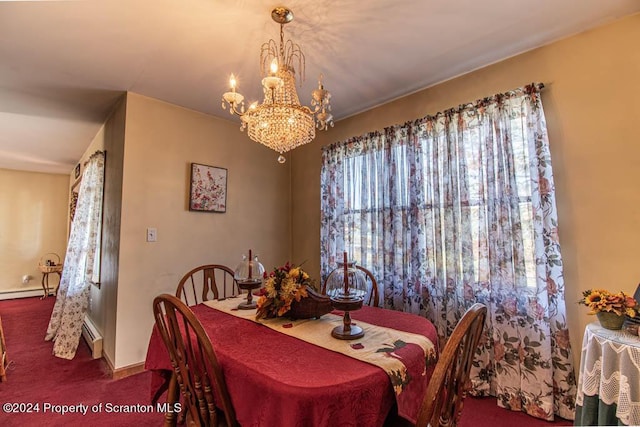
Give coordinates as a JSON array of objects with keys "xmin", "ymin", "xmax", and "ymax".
[
  {"xmin": 325, "ymin": 252, "xmax": 367, "ymax": 340},
  {"xmin": 234, "ymin": 249, "xmax": 264, "ymax": 310}
]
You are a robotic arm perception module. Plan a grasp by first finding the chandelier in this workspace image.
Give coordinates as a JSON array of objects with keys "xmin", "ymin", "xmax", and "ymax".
[{"xmin": 221, "ymin": 6, "xmax": 333, "ymax": 163}]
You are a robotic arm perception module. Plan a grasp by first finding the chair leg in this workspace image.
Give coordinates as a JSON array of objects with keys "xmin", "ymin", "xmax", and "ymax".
[{"xmin": 164, "ymin": 373, "xmax": 179, "ymax": 427}]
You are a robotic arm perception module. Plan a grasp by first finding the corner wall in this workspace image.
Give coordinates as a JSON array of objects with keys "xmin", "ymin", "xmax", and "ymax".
[
  {"xmin": 112, "ymin": 93, "xmax": 291, "ymax": 368},
  {"xmin": 97, "ymin": 95, "xmax": 127, "ymax": 366},
  {"xmin": 291, "ymin": 13, "xmax": 640, "ymax": 368}
]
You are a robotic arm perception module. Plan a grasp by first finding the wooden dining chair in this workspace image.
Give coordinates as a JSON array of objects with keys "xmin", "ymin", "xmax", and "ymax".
[
  {"xmin": 0, "ymin": 315, "xmax": 8, "ymax": 382},
  {"xmin": 176, "ymin": 265, "xmax": 238, "ymax": 306},
  {"xmin": 153, "ymin": 293, "xmax": 238, "ymax": 427},
  {"xmin": 357, "ymin": 265, "xmax": 380, "ymax": 307},
  {"xmin": 321, "ymin": 265, "xmax": 380, "ymax": 308},
  {"xmin": 411, "ymin": 303, "xmax": 487, "ymax": 427}
]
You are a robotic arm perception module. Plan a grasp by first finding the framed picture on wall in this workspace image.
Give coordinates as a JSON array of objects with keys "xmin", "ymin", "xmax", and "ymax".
[{"xmin": 189, "ymin": 163, "xmax": 227, "ymax": 213}]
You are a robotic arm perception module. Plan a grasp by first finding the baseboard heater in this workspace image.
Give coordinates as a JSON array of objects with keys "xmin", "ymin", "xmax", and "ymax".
[{"xmin": 81, "ymin": 316, "xmax": 103, "ymax": 359}]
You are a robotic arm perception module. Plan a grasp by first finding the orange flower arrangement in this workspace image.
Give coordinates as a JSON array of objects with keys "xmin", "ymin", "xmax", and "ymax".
[
  {"xmin": 255, "ymin": 262, "xmax": 314, "ymax": 320},
  {"xmin": 579, "ymin": 289, "xmax": 637, "ymax": 317}
]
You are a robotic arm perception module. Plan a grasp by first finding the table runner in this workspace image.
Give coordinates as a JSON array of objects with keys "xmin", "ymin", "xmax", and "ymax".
[{"xmin": 204, "ymin": 298, "xmax": 436, "ymax": 396}]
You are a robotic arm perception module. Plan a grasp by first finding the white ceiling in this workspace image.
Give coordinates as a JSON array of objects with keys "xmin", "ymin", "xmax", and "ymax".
[{"xmin": 1, "ymin": 0, "xmax": 639, "ymax": 174}]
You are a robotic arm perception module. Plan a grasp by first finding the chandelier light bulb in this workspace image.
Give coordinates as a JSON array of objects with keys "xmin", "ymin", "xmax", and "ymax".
[
  {"xmin": 229, "ymin": 74, "xmax": 237, "ymax": 91},
  {"xmin": 270, "ymin": 58, "xmax": 278, "ymax": 75}
]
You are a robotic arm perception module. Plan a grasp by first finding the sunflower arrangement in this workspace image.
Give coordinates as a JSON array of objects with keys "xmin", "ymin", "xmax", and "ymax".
[
  {"xmin": 255, "ymin": 262, "xmax": 315, "ymax": 320},
  {"xmin": 579, "ymin": 289, "xmax": 637, "ymax": 317}
]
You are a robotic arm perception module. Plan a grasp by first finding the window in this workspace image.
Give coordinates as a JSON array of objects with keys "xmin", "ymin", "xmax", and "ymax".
[{"xmin": 320, "ymin": 85, "xmax": 576, "ymax": 419}]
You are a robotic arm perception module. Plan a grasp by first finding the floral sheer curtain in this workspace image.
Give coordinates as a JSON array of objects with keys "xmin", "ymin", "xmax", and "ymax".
[
  {"xmin": 320, "ymin": 84, "xmax": 575, "ymax": 420},
  {"xmin": 45, "ymin": 151, "xmax": 104, "ymax": 359}
]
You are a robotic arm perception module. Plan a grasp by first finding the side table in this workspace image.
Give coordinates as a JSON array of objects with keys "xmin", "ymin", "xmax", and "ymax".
[
  {"xmin": 575, "ymin": 322, "xmax": 640, "ymax": 425},
  {"xmin": 40, "ymin": 267, "xmax": 62, "ymax": 299}
]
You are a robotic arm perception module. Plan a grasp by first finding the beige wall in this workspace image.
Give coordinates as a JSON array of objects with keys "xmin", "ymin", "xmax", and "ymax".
[
  {"xmin": 291, "ymin": 14, "xmax": 640, "ymax": 367},
  {"xmin": 100, "ymin": 95, "xmax": 127, "ymax": 368},
  {"xmin": 112, "ymin": 93, "xmax": 291, "ymax": 368},
  {"xmin": 0, "ymin": 168, "xmax": 69, "ymax": 294}
]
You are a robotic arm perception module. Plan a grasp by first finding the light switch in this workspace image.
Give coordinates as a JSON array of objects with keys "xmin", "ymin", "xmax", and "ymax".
[{"xmin": 147, "ymin": 227, "xmax": 157, "ymax": 242}]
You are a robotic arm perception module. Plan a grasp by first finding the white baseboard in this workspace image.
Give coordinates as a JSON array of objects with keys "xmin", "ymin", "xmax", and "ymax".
[
  {"xmin": 0, "ymin": 287, "xmax": 50, "ymax": 300},
  {"xmin": 81, "ymin": 316, "xmax": 103, "ymax": 359}
]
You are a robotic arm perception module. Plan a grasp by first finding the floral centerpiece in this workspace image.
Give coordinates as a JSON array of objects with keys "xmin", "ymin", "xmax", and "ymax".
[
  {"xmin": 255, "ymin": 262, "xmax": 315, "ymax": 320},
  {"xmin": 579, "ymin": 289, "xmax": 637, "ymax": 317},
  {"xmin": 579, "ymin": 289, "xmax": 637, "ymax": 330}
]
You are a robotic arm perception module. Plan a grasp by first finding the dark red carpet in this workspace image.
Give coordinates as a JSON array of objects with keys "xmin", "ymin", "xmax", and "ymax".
[
  {"xmin": 0, "ymin": 296, "xmax": 160, "ymax": 426},
  {"xmin": 460, "ymin": 398, "xmax": 572, "ymax": 427},
  {"xmin": 0, "ymin": 296, "xmax": 573, "ymax": 427}
]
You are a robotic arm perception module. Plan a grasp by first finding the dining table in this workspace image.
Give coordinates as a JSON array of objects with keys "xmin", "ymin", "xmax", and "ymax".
[{"xmin": 144, "ymin": 297, "xmax": 438, "ymax": 427}]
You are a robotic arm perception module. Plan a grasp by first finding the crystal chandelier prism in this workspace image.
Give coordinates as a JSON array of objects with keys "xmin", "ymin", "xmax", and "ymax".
[{"xmin": 221, "ymin": 6, "xmax": 333, "ymax": 163}]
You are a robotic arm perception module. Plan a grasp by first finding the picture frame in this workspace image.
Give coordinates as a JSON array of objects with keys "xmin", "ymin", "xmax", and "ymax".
[{"xmin": 189, "ymin": 163, "xmax": 227, "ymax": 213}]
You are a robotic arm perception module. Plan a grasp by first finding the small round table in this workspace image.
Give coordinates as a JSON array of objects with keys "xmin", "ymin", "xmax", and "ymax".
[
  {"xmin": 40, "ymin": 266, "xmax": 62, "ymax": 299},
  {"xmin": 575, "ymin": 322, "xmax": 640, "ymax": 426}
]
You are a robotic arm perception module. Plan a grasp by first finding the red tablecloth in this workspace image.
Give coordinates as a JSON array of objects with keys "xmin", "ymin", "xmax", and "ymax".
[{"xmin": 145, "ymin": 304, "xmax": 438, "ymax": 427}]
